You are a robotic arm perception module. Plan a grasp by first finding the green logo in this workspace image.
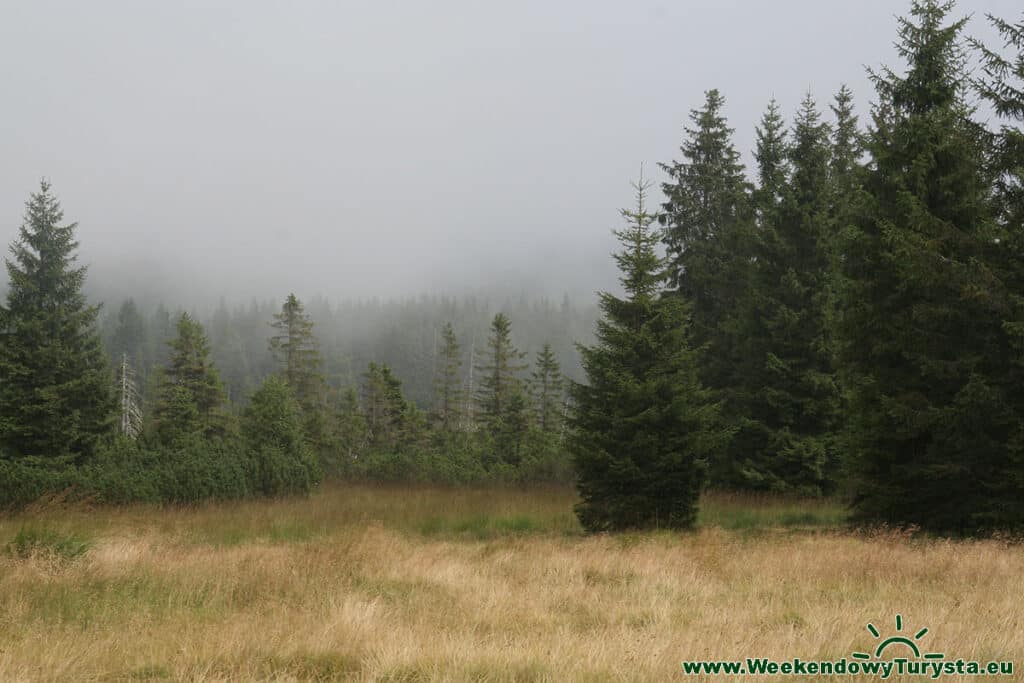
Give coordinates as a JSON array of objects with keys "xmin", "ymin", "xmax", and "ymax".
[{"xmin": 853, "ymin": 614, "xmax": 944, "ymax": 661}]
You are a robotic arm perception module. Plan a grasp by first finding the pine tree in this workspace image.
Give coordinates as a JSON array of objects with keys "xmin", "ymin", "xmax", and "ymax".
[
  {"xmin": 570, "ymin": 175, "xmax": 728, "ymax": 532},
  {"xmin": 432, "ymin": 322, "xmax": 464, "ymax": 430},
  {"xmin": 731, "ymin": 94, "xmax": 839, "ymax": 495},
  {"xmin": 269, "ymin": 293, "xmax": 324, "ymax": 411},
  {"xmin": 0, "ymin": 180, "xmax": 116, "ymax": 463},
  {"xmin": 530, "ymin": 343, "xmax": 564, "ymax": 434},
  {"xmin": 838, "ymin": 0, "xmax": 1018, "ymax": 533},
  {"xmin": 153, "ymin": 313, "xmax": 227, "ymax": 442}
]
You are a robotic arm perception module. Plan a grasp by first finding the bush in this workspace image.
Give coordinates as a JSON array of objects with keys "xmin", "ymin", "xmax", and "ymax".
[
  {"xmin": 0, "ymin": 456, "xmax": 78, "ymax": 509},
  {"xmin": 243, "ymin": 377, "xmax": 322, "ymax": 497}
]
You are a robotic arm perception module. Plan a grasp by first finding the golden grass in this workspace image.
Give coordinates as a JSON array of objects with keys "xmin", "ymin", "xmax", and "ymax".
[{"xmin": 0, "ymin": 484, "xmax": 1020, "ymax": 681}]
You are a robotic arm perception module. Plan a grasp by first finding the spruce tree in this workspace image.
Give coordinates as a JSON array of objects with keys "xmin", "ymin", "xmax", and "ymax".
[
  {"xmin": 0, "ymin": 180, "xmax": 115, "ymax": 463},
  {"xmin": 973, "ymin": 12, "xmax": 1024, "ymax": 530},
  {"xmin": 361, "ymin": 362, "xmax": 409, "ymax": 447},
  {"xmin": 828, "ymin": 85, "xmax": 863, "ymax": 212},
  {"xmin": 110, "ymin": 298, "xmax": 147, "ymax": 369},
  {"xmin": 753, "ymin": 98, "xmax": 790, "ymax": 214},
  {"xmin": 530, "ymin": 343, "xmax": 564, "ymax": 434},
  {"xmin": 732, "ymin": 94, "xmax": 839, "ymax": 495},
  {"xmin": 474, "ymin": 313, "xmax": 527, "ymax": 432},
  {"xmin": 838, "ymin": 0, "xmax": 1018, "ymax": 533},
  {"xmin": 269, "ymin": 293, "xmax": 324, "ymax": 411},
  {"xmin": 433, "ymin": 322, "xmax": 464, "ymax": 430},
  {"xmin": 153, "ymin": 313, "xmax": 227, "ymax": 442},
  {"xmin": 570, "ymin": 175, "xmax": 727, "ymax": 531}
]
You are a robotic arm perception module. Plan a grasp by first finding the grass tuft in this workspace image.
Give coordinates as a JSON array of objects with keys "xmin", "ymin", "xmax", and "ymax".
[{"xmin": 6, "ymin": 526, "xmax": 91, "ymax": 560}]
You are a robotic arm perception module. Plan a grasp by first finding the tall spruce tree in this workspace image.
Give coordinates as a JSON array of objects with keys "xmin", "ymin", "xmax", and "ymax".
[
  {"xmin": 0, "ymin": 181, "xmax": 115, "ymax": 463},
  {"xmin": 828, "ymin": 85, "xmax": 863, "ymax": 214},
  {"xmin": 732, "ymin": 94, "xmax": 839, "ymax": 495},
  {"xmin": 660, "ymin": 90, "xmax": 752, "ymax": 337},
  {"xmin": 753, "ymin": 98, "xmax": 790, "ymax": 214},
  {"xmin": 659, "ymin": 90, "xmax": 752, "ymax": 490},
  {"xmin": 973, "ymin": 11, "xmax": 1024, "ymax": 529},
  {"xmin": 269, "ymin": 293, "xmax": 324, "ymax": 411},
  {"xmin": 153, "ymin": 313, "xmax": 227, "ymax": 442},
  {"xmin": 838, "ymin": 0, "xmax": 1019, "ymax": 533},
  {"xmin": 570, "ymin": 175, "xmax": 727, "ymax": 531}
]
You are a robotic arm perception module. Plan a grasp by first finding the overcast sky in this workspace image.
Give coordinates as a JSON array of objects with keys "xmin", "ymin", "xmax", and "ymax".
[{"xmin": 1, "ymin": 0, "xmax": 1019, "ymax": 306}]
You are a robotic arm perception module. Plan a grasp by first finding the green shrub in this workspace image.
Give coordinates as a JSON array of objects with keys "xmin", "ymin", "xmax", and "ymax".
[
  {"xmin": 7, "ymin": 526, "xmax": 91, "ymax": 560},
  {"xmin": 243, "ymin": 377, "xmax": 322, "ymax": 497}
]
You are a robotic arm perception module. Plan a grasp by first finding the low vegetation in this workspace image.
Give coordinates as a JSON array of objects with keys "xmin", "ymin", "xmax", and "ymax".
[{"xmin": 0, "ymin": 485, "xmax": 1020, "ymax": 681}]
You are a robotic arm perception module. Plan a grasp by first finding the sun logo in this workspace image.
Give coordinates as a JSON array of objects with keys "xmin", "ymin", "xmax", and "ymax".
[{"xmin": 853, "ymin": 614, "xmax": 944, "ymax": 661}]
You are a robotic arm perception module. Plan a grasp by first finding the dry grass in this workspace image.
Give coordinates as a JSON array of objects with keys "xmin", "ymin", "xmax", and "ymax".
[{"xmin": 0, "ymin": 484, "xmax": 1020, "ymax": 681}]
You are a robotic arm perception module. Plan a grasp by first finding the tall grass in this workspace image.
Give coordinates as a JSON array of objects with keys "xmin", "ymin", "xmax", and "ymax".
[{"xmin": 0, "ymin": 484, "xmax": 1017, "ymax": 681}]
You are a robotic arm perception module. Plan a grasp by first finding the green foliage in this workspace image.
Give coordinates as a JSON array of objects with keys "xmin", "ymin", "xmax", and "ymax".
[
  {"xmin": 0, "ymin": 180, "xmax": 116, "ymax": 464},
  {"xmin": 570, "ymin": 176, "xmax": 729, "ymax": 532},
  {"xmin": 530, "ymin": 343, "xmax": 564, "ymax": 434},
  {"xmin": 837, "ymin": 0, "xmax": 1022, "ymax": 534},
  {"xmin": 152, "ymin": 313, "xmax": 228, "ymax": 442},
  {"xmin": 432, "ymin": 322, "xmax": 464, "ymax": 430},
  {"xmin": 242, "ymin": 376, "xmax": 322, "ymax": 497},
  {"xmin": 726, "ymin": 94, "xmax": 840, "ymax": 496},
  {"xmin": 7, "ymin": 526, "xmax": 91, "ymax": 560},
  {"xmin": 269, "ymin": 293, "xmax": 325, "ymax": 411}
]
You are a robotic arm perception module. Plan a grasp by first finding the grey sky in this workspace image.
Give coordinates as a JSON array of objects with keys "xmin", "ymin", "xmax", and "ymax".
[{"xmin": 1, "ymin": 0, "xmax": 1019, "ymax": 306}]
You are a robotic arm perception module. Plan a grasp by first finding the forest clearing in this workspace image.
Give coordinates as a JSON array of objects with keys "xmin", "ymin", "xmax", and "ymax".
[{"xmin": 0, "ymin": 485, "xmax": 1020, "ymax": 682}]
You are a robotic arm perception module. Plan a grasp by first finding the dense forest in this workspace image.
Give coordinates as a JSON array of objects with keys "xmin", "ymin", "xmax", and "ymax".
[{"xmin": 1, "ymin": 0, "xmax": 1022, "ymax": 537}]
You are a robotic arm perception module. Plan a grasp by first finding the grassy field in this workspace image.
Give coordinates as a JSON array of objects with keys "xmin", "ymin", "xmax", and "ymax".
[{"xmin": 0, "ymin": 485, "xmax": 1020, "ymax": 682}]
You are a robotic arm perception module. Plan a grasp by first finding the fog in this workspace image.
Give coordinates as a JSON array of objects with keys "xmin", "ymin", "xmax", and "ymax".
[{"xmin": 0, "ymin": 0, "xmax": 1018, "ymax": 306}]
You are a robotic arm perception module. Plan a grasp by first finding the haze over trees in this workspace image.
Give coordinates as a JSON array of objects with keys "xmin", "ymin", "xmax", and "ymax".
[{"xmin": 0, "ymin": 0, "xmax": 1021, "ymax": 537}]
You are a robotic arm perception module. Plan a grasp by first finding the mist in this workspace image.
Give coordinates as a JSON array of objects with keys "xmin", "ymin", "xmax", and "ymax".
[{"xmin": 1, "ymin": 0, "xmax": 1017, "ymax": 306}]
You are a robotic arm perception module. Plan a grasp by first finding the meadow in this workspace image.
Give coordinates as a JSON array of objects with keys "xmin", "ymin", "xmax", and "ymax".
[{"xmin": 0, "ymin": 485, "xmax": 1020, "ymax": 682}]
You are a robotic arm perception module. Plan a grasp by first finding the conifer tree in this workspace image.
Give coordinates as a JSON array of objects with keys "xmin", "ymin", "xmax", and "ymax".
[
  {"xmin": 153, "ymin": 313, "xmax": 226, "ymax": 442},
  {"xmin": 828, "ymin": 85, "xmax": 863, "ymax": 211},
  {"xmin": 659, "ymin": 90, "xmax": 753, "ymax": 426},
  {"xmin": 570, "ymin": 175, "xmax": 727, "ymax": 531},
  {"xmin": 361, "ymin": 362, "xmax": 408, "ymax": 447},
  {"xmin": 0, "ymin": 181, "xmax": 116, "ymax": 463},
  {"xmin": 474, "ymin": 313, "xmax": 527, "ymax": 431},
  {"xmin": 973, "ymin": 11, "xmax": 1024, "ymax": 530},
  {"xmin": 269, "ymin": 293, "xmax": 324, "ymax": 411},
  {"xmin": 530, "ymin": 343, "xmax": 564, "ymax": 434},
  {"xmin": 433, "ymin": 322, "xmax": 464, "ymax": 430},
  {"xmin": 753, "ymin": 98, "xmax": 790, "ymax": 214},
  {"xmin": 838, "ymin": 0, "xmax": 1018, "ymax": 533},
  {"xmin": 732, "ymin": 94, "xmax": 839, "ymax": 495},
  {"xmin": 110, "ymin": 298, "xmax": 147, "ymax": 368}
]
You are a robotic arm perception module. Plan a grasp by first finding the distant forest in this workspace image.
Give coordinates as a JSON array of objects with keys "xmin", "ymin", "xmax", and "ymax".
[{"xmin": 96, "ymin": 294, "xmax": 597, "ymax": 408}]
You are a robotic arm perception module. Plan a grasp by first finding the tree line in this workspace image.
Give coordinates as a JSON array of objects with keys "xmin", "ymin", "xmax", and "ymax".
[
  {"xmin": 572, "ymin": 0, "xmax": 1024, "ymax": 535},
  {"xmin": 0, "ymin": 189, "xmax": 577, "ymax": 505},
  {"xmin": 0, "ymin": 0, "xmax": 1021, "ymax": 537}
]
